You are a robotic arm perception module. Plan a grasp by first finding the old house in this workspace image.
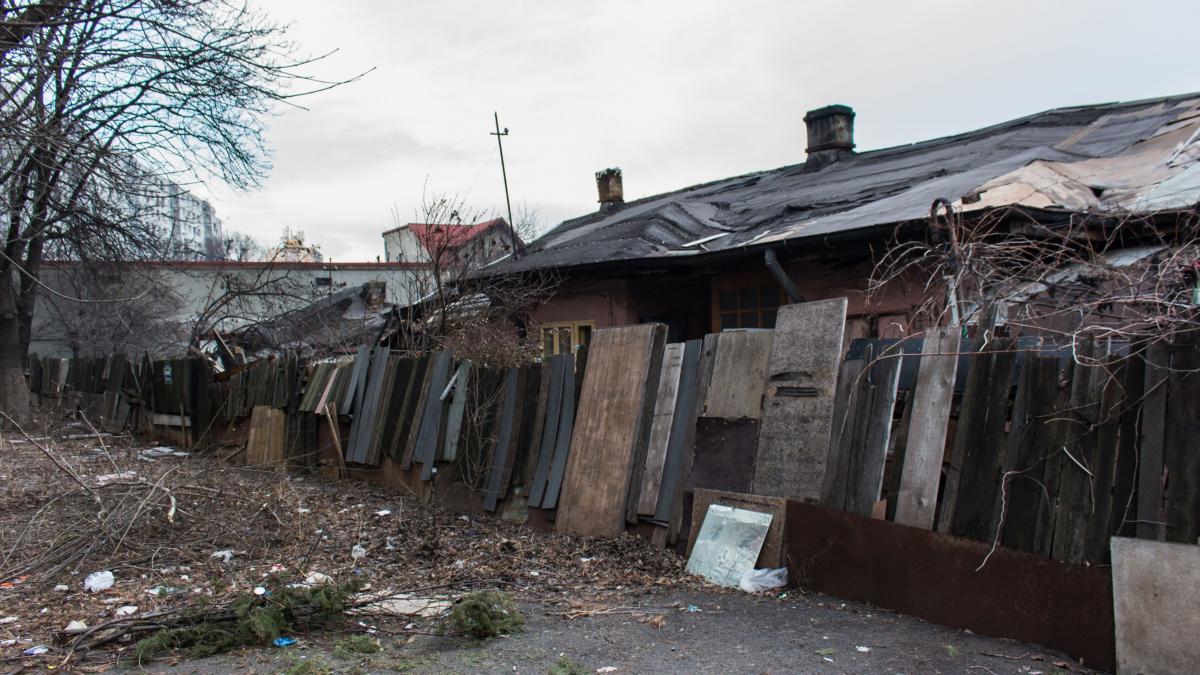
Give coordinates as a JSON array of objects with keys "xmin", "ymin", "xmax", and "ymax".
[
  {"xmin": 490, "ymin": 93, "xmax": 1200, "ymax": 355},
  {"xmin": 382, "ymin": 218, "xmax": 520, "ymax": 267}
]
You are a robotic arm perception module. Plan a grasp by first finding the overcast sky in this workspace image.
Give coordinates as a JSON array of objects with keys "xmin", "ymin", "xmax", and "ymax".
[{"xmin": 208, "ymin": 0, "xmax": 1200, "ymax": 262}]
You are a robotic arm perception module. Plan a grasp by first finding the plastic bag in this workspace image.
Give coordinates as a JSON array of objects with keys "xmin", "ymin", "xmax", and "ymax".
[
  {"xmin": 738, "ymin": 567, "xmax": 787, "ymax": 593},
  {"xmin": 83, "ymin": 570, "xmax": 114, "ymax": 593}
]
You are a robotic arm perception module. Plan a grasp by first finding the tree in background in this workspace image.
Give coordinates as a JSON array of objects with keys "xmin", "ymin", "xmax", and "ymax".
[
  {"xmin": 0, "ymin": 0, "xmax": 357, "ymax": 422},
  {"xmin": 388, "ymin": 187, "xmax": 555, "ymax": 368}
]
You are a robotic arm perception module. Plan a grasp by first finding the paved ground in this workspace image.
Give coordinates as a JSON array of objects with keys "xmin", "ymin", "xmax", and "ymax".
[{"xmin": 145, "ymin": 588, "xmax": 1092, "ymax": 675}]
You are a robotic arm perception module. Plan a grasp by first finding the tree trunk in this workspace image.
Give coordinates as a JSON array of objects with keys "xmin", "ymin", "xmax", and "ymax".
[{"xmin": 0, "ymin": 269, "xmax": 31, "ymax": 425}]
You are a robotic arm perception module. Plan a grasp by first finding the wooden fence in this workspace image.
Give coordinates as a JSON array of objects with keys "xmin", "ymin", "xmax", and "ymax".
[{"xmin": 26, "ymin": 301, "xmax": 1200, "ymax": 564}]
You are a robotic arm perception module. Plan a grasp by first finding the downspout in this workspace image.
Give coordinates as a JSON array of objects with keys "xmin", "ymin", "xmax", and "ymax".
[{"xmin": 764, "ymin": 249, "xmax": 803, "ymax": 304}]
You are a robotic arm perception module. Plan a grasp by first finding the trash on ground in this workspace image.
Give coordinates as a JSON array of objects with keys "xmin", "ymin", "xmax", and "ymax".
[
  {"xmin": 349, "ymin": 592, "xmax": 452, "ymax": 618},
  {"xmin": 304, "ymin": 571, "xmax": 333, "ymax": 586},
  {"xmin": 0, "ymin": 616, "xmax": 17, "ymax": 624},
  {"xmin": 64, "ymin": 620, "xmax": 88, "ymax": 633},
  {"xmin": 23, "ymin": 645, "xmax": 49, "ymax": 656},
  {"xmin": 856, "ymin": 645, "xmax": 871, "ymax": 653},
  {"xmin": 53, "ymin": 584, "xmax": 68, "ymax": 592},
  {"xmin": 93, "ymin": 471, "xmax": 137, "ymax": 486},
  {"xmin": 83, "ymin": 570, "xmax": 114, "ymax": 592},
  {"xmin": 738, "ymin": 567, "xmax": 788, "ymax": 593},
  {"xmin": 115, "ymin": 606, "xmax": 138, "ymax": 617},
  {"xmin": 273, "ymin": 636, "xmax": 296, "ymax": 647},
  {"xmin": 351, "ymin": 543, "xmax": 367, "ymax": 561},
  {"xmin": 139, "ymin": 446, "xmax": 189, "ymax": 459},
  {"xmin": 210, "ymin": 549, "xmax": 234, "ymax": 563}
]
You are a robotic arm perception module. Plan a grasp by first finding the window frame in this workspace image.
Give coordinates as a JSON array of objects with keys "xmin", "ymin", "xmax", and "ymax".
[{"xmin": 540, "ymin": 320, "xmax": 596, "ymax": 357}]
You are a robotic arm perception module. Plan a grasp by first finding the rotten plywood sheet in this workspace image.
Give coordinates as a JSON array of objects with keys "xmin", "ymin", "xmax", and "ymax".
[
  {"xmin": 685, "ymin": 503, "xmax": 773, "ymax": 588},
  {"xmin": 557, "ymin": 324, "xmax": 666, "ymax": 538},
  {"xmin": 701, "ymin": 329, "xmax": 772, "ymax": 420},
  {"xmin": 1111, "ymin": 537, "xmax": 1200, "ymax": 675},
  {"xmin": 753, "ymin": 298, "xmax": 847, "ymax": 502}
]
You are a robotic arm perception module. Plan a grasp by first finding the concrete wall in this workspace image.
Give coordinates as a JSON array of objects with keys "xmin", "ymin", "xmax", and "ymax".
[
  {"xmin": 382, "ymin": 227, "xmax": 431, "ymax": 264},
  {"xmin": 31, "ymin": 261, "xmax": 430, "ymax": 358}
]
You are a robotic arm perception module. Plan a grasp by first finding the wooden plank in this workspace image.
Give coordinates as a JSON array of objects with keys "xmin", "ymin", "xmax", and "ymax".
[
  {"xmin": 894, "ymin": 327, "xmax": 962, "ymax": 529},
  {"xmin": 520, "ymin": 361, "xmax": 553, "ymax": 489},
  {"xmin": 1110, "ymin": 352, "xmax": 1145, "ymax": 539},
  {"xmin": 387, "ymin": 356, "xmax": 429, "ymax": 461},
  {"xmin": 1084, "ymin": 356, "xmax": 1126, "ymax": 562},
  {"xmin": 1034, "ymin": 357, "xmax": 1075, "ymax": 558},
  {"xmin": 1052, "ymin": 341, "xmax": 1104, "ymax": 562},
  {"xmin": 638, "ymin": 342, "xmax": 685, "ymax": 516},
  {"xmin": 346, "ymin": 347, "xmax": 390, "ymax": 463},
  {"xmin": 412, "ymin": 351, "xmax": 452, "ymax": 478},
  {"xmin": 1163, "ymin": 331, "xmax": 1200, "ymax": 544},
  {"xmin": 654, "ymin": 339, "xmax": 703, "ymax": 523},
  {"xmin": 845, "ymin": 352, "xmax": 902, "ymax": 517},
  {"xmin": 753, "ymin": 298, "xmax": 848, "ymax": 501},
  {"xmin": 324, "ymin": 402, "xmax": 347, "ymax": 479},
  {"xmin": 821, "ymin": 357, "xmax": 867, "ymax": 510},
  {"xmin": 483, "ymin": 367, "xmax": 520, "ymax": 512},
  {"xmin": 952, "ymin": 339, "xmax": 1017, "ymax": 542},
  {"xmin": 541, "ymin": 359, "xmax": 577, "ymax": 510},
  {"xmin": 701, "ymin": 329, "xmax": 772, "ymax": 420},
  {"xmin": 1136, "ymin": 342, "xmax": 1169, "ymax": 541},
  {"xmin": 668, "ymin": 334, "xmax": 718, "ymax": 548},
  {"xmin": 527, "ymin": 355, "xmax": 567, "ymax": 508},
  {"xmin": 556, "ymin": 324, "xmax": 666, "ymax": 538},
  {"xmin": 506, "ymin": 364, "xmax": 541, "ymax": 499}
]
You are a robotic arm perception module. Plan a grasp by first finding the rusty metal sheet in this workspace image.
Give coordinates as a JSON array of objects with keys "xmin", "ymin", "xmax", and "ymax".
[{"xmin": 784, "ymin": 501, "xmax": 1114, "ymax": 671}]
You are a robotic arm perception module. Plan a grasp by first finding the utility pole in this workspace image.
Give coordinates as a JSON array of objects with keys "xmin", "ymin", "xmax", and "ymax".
[{"xmin": 490, "ymin": 112, "xmax": 520, "ymax": 260}]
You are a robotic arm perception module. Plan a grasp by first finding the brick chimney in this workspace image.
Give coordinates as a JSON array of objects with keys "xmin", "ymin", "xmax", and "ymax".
[
  {"xmin": 804, "ymin": 105, "xmax": 855, "ymax": 171},
  {"xmin": 596, "ymin": 168, "xmax": 624, "ymax": 212}
]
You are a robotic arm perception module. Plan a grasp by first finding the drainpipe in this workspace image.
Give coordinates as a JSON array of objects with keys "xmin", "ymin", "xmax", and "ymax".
[{"xmin": 764, "ymin": 249, "xmax": 803, "ymax": 304}]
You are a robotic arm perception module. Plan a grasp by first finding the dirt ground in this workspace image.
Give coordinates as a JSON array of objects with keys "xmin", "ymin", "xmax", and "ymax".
[
  {"xmin": 0, "ymin": 418, "xmax": 1099, "ymax": 674},
  {"xmin": 141, "ymin": 588, "xmax": 1088, "ymax": 675}
]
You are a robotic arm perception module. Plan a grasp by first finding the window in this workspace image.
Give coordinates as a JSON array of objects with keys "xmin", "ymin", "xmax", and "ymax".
[
  {"xmin": 715, "ymin": 283, "xmax": 780, "ymax": 331},
  {"xmin": 541, "ymin": 320, "xmax": 595, "ymax": 357}
]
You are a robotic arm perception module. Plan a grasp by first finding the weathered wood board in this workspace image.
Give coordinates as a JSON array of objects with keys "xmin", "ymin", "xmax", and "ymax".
[
  {"xmin": 701, "ymin": 329, "xmax": 772, "ymax": 420},
  {"xmin": 1163, "ymin": 331, "xmax": 1200, "ymax": 544},
  {"xmin": 541, "ymin": 359, "xmax": 576, "ymax": 510},
  {"xmin": 527, "ymin": 354, "xmax": 567, "ymax": 508},
  {"xmin": 638, "ymin": 342, "xmax": 685, "ymax": 516},
  {"xmin": 753, "ymin": 298, "xmax": 847, "ymax": 501},
  {"xmin": 894, "ymin": 327, "xmax": 961, "ymax": 529},
  {"xmin": 654, "ymin": 339, "xmax": 704, "ymax": 525},
  {"xmin": 1136, "ymin": 342, "xmax": 1168, "ymax": 541},
  {"xmin": 952, "ymin": 339, "xmax": 1016, "ymax": 543},
  {"xmin": 483, "ymin": 367, "xmax": 520, "ymax": 512},
  {"xmin": 245, "ymin": 405, "xmax": 285, "ymax": 467},
  {"xmin": 557, "ymin": 324, "xmax": 666, "ymax": 538}
]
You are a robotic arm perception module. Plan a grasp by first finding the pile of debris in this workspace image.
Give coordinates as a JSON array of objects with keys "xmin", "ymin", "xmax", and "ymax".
[{"xmin": 0, "ymin": 417, "xmax": 688, "ymax": 667}]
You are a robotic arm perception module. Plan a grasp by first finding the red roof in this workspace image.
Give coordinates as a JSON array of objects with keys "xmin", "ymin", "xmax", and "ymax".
[{"xmin": 403, "ymin": 218, "xmax": 506, "ymax": 255}]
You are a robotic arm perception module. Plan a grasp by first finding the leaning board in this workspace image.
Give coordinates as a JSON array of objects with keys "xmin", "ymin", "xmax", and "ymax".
[
  {"xmin": 752, "ymin": 298, "xmax": 847, "ymax": 501},
  {"xmin": 556, "ymin": 324, "xmax": 666, "ymax": 538}
]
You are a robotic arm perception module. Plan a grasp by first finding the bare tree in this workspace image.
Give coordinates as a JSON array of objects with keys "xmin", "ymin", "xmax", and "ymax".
[
  {"xmin": 0, "ymin": 0, "xmax": 359, "ymax": 422},
  {"xmin": 868, "ymin": 203, "xmax": 1200, "ymax": 359},
  {"xmin": 388, "ymin": 186, "xmax": 556, "ymax": 368},
  {"xmin": 223, "ymin": 231, "xmax": 268, "ymax": 262}
]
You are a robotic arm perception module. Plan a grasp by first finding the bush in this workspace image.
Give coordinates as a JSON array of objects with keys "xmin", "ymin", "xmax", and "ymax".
[{"xmin": 443, "ymin": 591, "xmax": 523, "ymax": 639}]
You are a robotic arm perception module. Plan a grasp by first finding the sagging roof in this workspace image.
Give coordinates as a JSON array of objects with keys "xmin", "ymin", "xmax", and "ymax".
[{"xmin": 495, "ymin": 92, "xmax": 1200, "ymax": 274}]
